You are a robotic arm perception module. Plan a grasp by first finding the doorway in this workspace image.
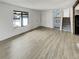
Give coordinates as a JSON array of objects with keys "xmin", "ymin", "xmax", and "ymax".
[{"xmin": 73, "ymin": 0, "xmax": 79, "ymax": 34}]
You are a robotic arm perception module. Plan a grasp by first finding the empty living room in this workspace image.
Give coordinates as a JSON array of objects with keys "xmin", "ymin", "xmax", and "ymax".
[{"xmin": 0, "ymin": 0, "xmax": 79, "ymax": 59}]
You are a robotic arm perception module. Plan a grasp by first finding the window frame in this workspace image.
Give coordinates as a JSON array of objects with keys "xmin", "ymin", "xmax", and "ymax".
[{"xmin": 13, "ymin": 10, "xmax": 29, "ymax": 27}]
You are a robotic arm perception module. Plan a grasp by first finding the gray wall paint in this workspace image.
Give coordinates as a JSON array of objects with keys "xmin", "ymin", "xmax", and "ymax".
[{"xmin": 0, "ymin": 2, "xmax": 41, "ymax": 41}]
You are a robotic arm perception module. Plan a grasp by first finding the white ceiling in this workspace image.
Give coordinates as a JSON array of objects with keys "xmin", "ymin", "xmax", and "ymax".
[{"xmin": 0, "ymin": 0, "xmax": 76, "ymax": 10}]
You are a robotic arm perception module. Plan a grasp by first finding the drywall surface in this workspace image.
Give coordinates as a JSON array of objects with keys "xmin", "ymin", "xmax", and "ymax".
[
  {"xmin": 75, "ymin": 10, "xmax": 79, "ymax": 15},
  {"xmin": 63, "ymin": 8, "xmax": 70, "ymax": 17},
  {"xmin": 41, "ymin": 10, "xmax": 53, "ymax": 28},
  {"xmin": 70, "ymin": 7, "xmax": 74, "ymax": 34},
  {"xmin": 41, "ymin": 8, "xmax": 74, "ymax": 33},
  {"xmin": 0, "ymin": 2, "xmax": 41, "ymax": 41}
]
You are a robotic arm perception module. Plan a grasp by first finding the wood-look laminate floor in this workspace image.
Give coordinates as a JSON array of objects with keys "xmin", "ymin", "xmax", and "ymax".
[{"xmin": 0, "ymin": 27, "xmax": 79, "ymax": 59}]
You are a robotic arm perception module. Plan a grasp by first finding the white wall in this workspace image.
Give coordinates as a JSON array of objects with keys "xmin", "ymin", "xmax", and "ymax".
[
  {"xmin": 41, "ymin": 10, "xmax": 53, "ymax": 28},
  {"xmin": 63, "ymin": 8, "xmax": 70, "ymax": 17},
  {"xmin": 75, "ymin": 4, "xmax": 79, "ymax": 10},
  {"xmin": 0, "ymin": 2, "xmax": 75, "ymax": 41},
  {"xmin": 75, "ymin": 10, "xmax": 79, "ymax": 15},
  {"xmin": 0, "ymin": 2, "xmax": 41, "ymax": 41},
  {"xmin": 70, "ymin": 7, "xmax": 74, "ymax": 34},
  {"xmin": 41, "ymin": 8, "xmax": 74, "ymax": 33}
]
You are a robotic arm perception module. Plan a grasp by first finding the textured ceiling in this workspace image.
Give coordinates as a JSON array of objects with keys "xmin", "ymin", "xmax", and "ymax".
[{"xmin": 0, "ymin": 0, "xmax": 76, "ymax": 10}]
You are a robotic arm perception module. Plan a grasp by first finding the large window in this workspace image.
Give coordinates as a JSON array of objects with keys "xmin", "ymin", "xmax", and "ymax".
[{"xmin": 13, "ymin": 10, "xmax": 29, "ymax": 27}]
